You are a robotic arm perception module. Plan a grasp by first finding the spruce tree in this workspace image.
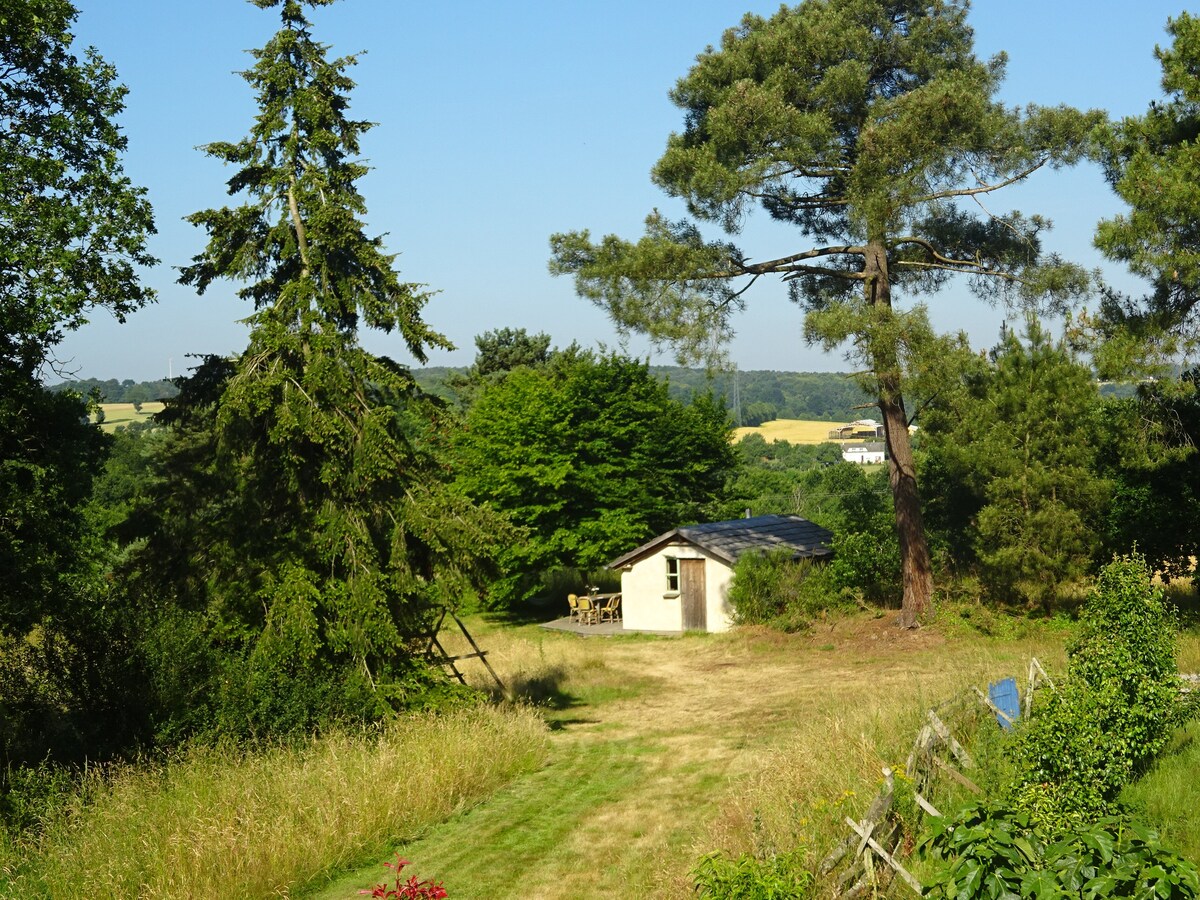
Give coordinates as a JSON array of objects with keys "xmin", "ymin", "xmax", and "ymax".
[{"xmin": 144, "ymin": 0, "xmax": 501, "ymax": 731}]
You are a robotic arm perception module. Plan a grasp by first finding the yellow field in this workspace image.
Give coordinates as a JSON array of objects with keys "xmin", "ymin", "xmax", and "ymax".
[
  {"xmin": 96, "ymin": 402, "xmax": 165, "ymax": 432},
  {"xmin": 733, "ymin": 418, "xmax": 843, "ymax": 444}
]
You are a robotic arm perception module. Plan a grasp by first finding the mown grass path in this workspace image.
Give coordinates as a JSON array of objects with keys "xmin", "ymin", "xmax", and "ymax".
[{"xmin": 306, "ymin": 616, "xmax": 1066, "ymax": 900}]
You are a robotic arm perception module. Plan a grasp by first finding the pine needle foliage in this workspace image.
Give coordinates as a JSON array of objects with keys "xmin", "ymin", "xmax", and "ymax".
[
  {"xmin": 550, "ymin": 0, "xmax": 1105, "ymax": 626},
  {"xmin": 133, "ymin": 0, "xmax": 506, "ymax": 736}
]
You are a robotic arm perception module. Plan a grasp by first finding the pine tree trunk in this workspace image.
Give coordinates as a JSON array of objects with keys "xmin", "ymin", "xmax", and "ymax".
[{"xmin": 864, "ymin": 241, "xmax": 934, "ymax": 627}]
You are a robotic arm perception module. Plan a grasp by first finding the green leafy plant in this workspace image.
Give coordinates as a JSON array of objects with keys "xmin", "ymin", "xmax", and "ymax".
[
  {"xmin": 922, "ymin": 799, "xmax": 1200, "ymax": 899},
  {"xmin": 729, "ymin": 551, "xmax": 842, "ymax": 631},
  {"xmin": 827, "ymin": 525, "xmax": 902, "ymax": 607},
  {"xmin": 692, "ymin": 849, "xmax": 814, "ymax": 899}
]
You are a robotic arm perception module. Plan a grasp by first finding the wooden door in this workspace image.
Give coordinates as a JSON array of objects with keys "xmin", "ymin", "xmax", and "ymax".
[{"xmin": 680, "ymin": 558, "xmax": 707, "ymax": 631}]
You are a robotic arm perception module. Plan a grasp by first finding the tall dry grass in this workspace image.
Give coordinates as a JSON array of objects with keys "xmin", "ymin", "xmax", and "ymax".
[
  {"xmin": 1, "ymin": 705, "xmax": 547, "ymax": 899},
  {"xmin": 435, "ymin": 620, "xmax": 662, "ymax": 707},
  {"xmin": 710, "ymin": 626, "xmax": 1200, "ymax": 874},
  {"xmin": 703, "ymin": 635, "xmax": 1068, "ymax": 866}
]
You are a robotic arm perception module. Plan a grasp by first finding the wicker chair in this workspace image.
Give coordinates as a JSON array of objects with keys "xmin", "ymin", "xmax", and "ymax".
[
  {"xmin": 576, "ymin": 595, "xmax": 598, "ymax": 625},
  {"xmin": 599, "ymin": 594, "xmax": 621, "ymax": 623}
]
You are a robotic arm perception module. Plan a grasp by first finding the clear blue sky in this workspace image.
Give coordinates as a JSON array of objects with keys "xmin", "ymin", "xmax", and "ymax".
[{"xmin": 54, "ymin": 0, "xmax": 1189, "ymax": 382}]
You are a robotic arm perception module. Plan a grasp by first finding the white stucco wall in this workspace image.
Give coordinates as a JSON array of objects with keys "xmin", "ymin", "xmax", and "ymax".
[
  {"xmin": 842, "ymin": 448, "xmax": 885, "ymax": 464},
  {"xmin": 617, "ymin": 541, "xmax": 736, "ymax": 633}
]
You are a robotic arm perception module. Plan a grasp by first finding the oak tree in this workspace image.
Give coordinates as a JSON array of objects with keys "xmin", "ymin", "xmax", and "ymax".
[
  {"xmin": 0, "ymin": 0, "xmax": 156, "ymax": 764},
  {"xmin": 551, "ymin": 0, "xmax": 1099, "ymax": 626}
]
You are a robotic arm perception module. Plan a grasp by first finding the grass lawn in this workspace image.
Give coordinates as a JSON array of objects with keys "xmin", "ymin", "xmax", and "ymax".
[
  {"xmin": 302, "ymin": 613, "xmax": 1102, "ymax": 899},
  {"xmin": 11, "ymin": 611, "xmax": 1195, "ymax": 898}
]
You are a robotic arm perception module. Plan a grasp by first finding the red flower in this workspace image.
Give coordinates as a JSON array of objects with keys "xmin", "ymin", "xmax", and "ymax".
[{"xmin": 358, "ymin": 855, "xmax": 448, "ymax": 899}]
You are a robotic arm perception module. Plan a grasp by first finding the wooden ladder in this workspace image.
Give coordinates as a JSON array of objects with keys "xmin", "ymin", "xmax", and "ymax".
[{"xmin": 422, "ymin": 608, "xmax": 510, "ymax": 699}]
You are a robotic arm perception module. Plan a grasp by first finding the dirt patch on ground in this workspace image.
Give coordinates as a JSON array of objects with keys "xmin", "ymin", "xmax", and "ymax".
[
  {"xmin": 799, "ymin": 609, "xmax": 948, "ymax": 654},
  {"xmin": 570, "ymin": 616, "xmax": 946, "ymax": 751}
]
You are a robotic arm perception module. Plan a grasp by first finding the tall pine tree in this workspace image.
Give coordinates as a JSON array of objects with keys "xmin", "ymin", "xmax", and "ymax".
[
  {"xmin": 551, "ymin": 0, "xmax": 1100, "ymax": 626},
  {"xmin": 136, "ymin": 0, "xmax": 502, "ymax": 733}
]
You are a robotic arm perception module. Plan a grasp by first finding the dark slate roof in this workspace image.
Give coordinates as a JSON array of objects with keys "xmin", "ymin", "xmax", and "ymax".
[{"xmin": 609, "ymin": 514, "xmax": 834, "ymax": 569}]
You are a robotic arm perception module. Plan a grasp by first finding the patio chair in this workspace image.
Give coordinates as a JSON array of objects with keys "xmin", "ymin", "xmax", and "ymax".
[
  {"xmin": 576, "ymin": 596, "xmax": 598, "ymax": 625},
  {"xmin": 599, "ymin": 594, "xmax": 621, "ymax": 623},
  {"xmin": 567, "ymin": 593, "xmax": 580, "ymax": 622}
]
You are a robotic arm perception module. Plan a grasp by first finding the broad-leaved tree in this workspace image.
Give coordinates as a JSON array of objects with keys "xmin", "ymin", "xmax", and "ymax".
[
  {"xmin": 0, "ymin": 0, "xmax": 156, "ymax": 765},
  {"xmin": 454, "ymin": 351, "xmax": 736, "ymax": 606}
]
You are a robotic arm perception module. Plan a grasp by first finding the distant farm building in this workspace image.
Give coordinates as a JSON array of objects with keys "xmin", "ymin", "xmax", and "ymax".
[
  {"xmin": 609, "ymin": 514, "xmax": 833, "ymax": 633},
  {"xmin": 842, "ymin": 441, "xmax": 887, "ymax": 464},
  {"xmin": 827, "ymin": 418, "xmax": 885, "ymax": 441}
]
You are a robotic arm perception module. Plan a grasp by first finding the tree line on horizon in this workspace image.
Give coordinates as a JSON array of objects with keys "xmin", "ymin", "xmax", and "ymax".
[
  {"xmin": 47, "ymin": 377, "xmax": 179, "ymax": 405},
  {"xmin": 413, "ymin": 362, "xmax": 873, "ymax": 424}
]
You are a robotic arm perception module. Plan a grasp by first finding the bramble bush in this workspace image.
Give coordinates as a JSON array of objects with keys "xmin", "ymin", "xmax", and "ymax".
[
  {"xmin": 827, "ymin": 525, "xmax": 902, "ymax": 607},
  {"xmin": 728, "ymin": 551, "xmax": 844, "ymax": 632},
  {"xmin": 1007, "ymin": 553, "xmax": 1181, "ymax": 822}
]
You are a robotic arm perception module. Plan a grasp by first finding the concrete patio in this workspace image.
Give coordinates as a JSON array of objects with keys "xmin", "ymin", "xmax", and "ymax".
[{"xmin": 539, "ymin": 616, "xmax": 681, "ymax": 637}]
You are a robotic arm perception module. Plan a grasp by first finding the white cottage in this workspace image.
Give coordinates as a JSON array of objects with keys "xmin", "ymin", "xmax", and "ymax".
[
  {"xmin": 842, "ymin": 441, "xmax": 887, "ymax": 464},
  {"xmin": 608, "ymin": 514, "xmax": 834, "ymax": 633}
]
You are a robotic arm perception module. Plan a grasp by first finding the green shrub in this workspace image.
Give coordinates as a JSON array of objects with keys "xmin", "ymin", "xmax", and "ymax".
[
  {"xmin": 728, "ymin": 551, "xmax": 842, "ymax": 632},
  {"xmin": 0, "ymin": 763, "xmax": 81, "ymax": 838},
  {"xmin": 1068, "ymin": 555, "xmax": 1181, "ymax": 769},
  {"xmin": 827, "ymin": 524, "xmax": 901, "ymax": 607},
  {"xmin": 1006, "ymin": 554, "xmax": 1181, "ymax": 821},
  {"xmin": 692, "ymin": 849, "xmax": 814, "ymax": 899},
  {"xmin": 922, "ymin": 799, "xmax": 1200, "ymax": 899}
]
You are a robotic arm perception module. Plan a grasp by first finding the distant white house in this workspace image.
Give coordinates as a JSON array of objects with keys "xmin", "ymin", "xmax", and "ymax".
[
  {"xmin": 842, "ymin": 441, "xmax": 887, "ymax": 464},
  {"xmin": 608, "ymin": 514, "xmax": 834, "ymax": 633}
]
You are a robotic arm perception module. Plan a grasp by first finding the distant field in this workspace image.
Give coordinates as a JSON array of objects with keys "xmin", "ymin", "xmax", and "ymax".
[
  {"xmin": 96, "ymin": 402, "xmax": 164, "ymax": 432},
  {"xmin": 733, "ymin": 418, "xmax": 844, "ymax": 444}
]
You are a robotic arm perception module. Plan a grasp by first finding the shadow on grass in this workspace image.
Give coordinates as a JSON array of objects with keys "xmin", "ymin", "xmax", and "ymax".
[
  {"xmin": 1164, "ymin": 580, "xmax": 1200, "ymax": 632},
  {"xmin": 477, "ymin": 663, "xmax": 581, "ymax": 710},
  {"xmin": 478, "ymin": 596, "xmax": 562, "ymax": 628}
]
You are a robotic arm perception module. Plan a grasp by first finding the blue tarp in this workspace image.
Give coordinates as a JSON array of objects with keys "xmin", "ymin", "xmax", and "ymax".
[{"xmin": 988, "ymin": 677, "xmax": 1020, "ymax": 731}]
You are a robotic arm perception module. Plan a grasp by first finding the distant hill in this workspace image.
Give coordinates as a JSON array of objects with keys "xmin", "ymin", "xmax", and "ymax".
[
  {"xmin": 47, "ymin": 377, "xmax": 179, "ymax": 403},
  {"xmin": 411, "ymin": 365, "xmax": 868, "ymax": 424},
  {"xmin": 50, "ymin": 367, "xmax": 869, "ymax": 426},
  {"xmin": 650, "ymin": 366, "xmax": 871, "ymax": 424},
  {"xmin": 410, "ymin": 366, "xmax": 463, "ymax": 403}
]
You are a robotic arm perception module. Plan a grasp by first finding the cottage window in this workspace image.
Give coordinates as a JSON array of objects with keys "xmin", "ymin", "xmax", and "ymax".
[{"xmin": 666, "ymin": 556, "xmax": 679, "ymax": 592}]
